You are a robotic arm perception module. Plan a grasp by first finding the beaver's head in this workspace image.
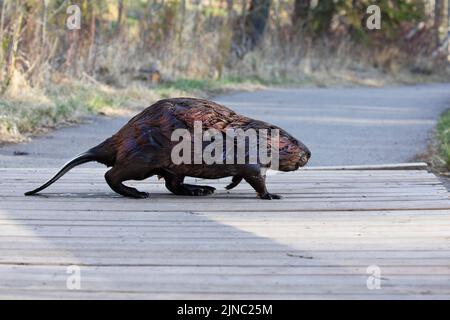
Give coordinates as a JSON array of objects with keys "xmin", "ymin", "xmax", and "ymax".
[{"xmin": 277, "ymin": 134, "xmax": 311, "ymax": 172}]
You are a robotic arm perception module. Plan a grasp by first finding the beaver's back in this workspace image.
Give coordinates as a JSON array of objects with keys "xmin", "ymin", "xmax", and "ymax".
[
  {"xmin": 109, "ymin": 97, "xmax": 298, "ymax": 165},
  {"xmin": 121, "ymin": 97, "xmax": 285, "ymax": 133},
  {"xmin": 129, "ymin": 98, "xmax": 245, "ymax": 130}
]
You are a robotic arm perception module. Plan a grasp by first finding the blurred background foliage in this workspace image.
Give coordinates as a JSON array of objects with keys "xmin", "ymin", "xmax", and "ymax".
[
  {"xmin": 0, "ymin": 0, "xmax": 449, "ymax": 143},
  {"xmin": 0, "ymin": 0, "xmax": 448, "ymax": 91}
]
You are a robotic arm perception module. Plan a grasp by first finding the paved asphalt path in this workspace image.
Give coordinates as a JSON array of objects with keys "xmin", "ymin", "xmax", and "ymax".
[{"xmin": 1, "ymin": 83, "xmax": 450, "ymax": 168}]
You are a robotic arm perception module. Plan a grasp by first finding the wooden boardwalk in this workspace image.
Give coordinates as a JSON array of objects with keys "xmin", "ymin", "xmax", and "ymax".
[{"xmin": 0, "ymin": 164, "xmax": 450, "ymax": 299}]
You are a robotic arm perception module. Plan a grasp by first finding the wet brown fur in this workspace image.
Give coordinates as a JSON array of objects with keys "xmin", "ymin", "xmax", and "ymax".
[{"xmin": 25, "ymin": 98, "xmax": 311, "ymax": 199}]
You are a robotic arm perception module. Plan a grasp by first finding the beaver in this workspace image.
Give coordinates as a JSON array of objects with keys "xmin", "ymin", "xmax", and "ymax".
[{"xmin": 25, "ymin": 98, "xmax": 311, "ymax": 200}]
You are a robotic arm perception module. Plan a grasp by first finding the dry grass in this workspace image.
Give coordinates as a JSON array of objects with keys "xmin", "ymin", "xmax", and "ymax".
[
  {"xmin": 1, "ymin": 1, "xmax": 449, "ymax": 144},
  {"xmin": 2, "ymin": 62, "xmax": 447, "ymax": 145},
  {"xmin": 0, "ymin": 75, "xmax": 267, "ymax": 144}
]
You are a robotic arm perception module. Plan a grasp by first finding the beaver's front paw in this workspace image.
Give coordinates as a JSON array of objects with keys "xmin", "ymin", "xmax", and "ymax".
[
  {"xmin": 259, "ymin": 193, "xmax": 282, "ymax": 200},
  {"xmin": 134, "ymin": 191, "xmax": 150, "ymax": 199}
]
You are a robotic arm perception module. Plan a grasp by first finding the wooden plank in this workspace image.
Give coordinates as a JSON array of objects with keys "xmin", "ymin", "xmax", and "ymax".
[
  {"xmin": 2, "ymin": 210, "xmax": 450, "ymax": 221},
  {"xmin": 0, "ymin": 167, "xmax": 448, "ymax": 299},
  {"xmin": 0, "ymin": 249, "xmax": 450, "ymax": 259},
  {"xmin": 0, "ymin": 242, "xmax": 447, "ymax": 253},
  {"xmin": 2, "ymin": 200, "xmax": 449, "ymax": 212},
  {"xmin": 1, "ymin": 265, "xmax": 449, "ymax": 276},
  {"xmin": 0, "ymin": 290, "xmax": 446, "ymax": 300},
  {"xmin": 1, "ymin": 240, "xmax": 449, "ymax": 251},
  {"xmin": 302, "ymin": 162, "xmax": 429, "ymax": 170},
  {"xmin": 0, "ymin": 290, "xmax": 447, "ymax": 300},
  {"xmin": 1, "ymin": 274, "xmax": 450, "ymax": 291},
  {"xmin": 1, "ymin": 218, "xmax": 450, "ymax": 226},
  {"xmin": 5, "ymin": 195, "xmax": 449, "ymax": 202},
  {"xmin": 0, "ymin": 224, "xmax": 449, "ymax": 235},
  {"xmin": 1, "ymin": 256, "xmax": 450, "ymax": 266}
]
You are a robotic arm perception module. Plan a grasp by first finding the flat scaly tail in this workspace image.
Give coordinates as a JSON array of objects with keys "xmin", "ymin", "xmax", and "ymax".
[{"xmin": 24, "ymin": 152, "xmax": 96, "ymax": 196}]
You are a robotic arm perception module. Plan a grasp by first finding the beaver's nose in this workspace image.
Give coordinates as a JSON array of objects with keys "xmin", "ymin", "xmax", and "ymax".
[
  {"xmin": 299, "ymin": 147, "xmax": 311, "ymax": 166},
  {"xmin": 300, "ymin": 155, "xmax": 309, "ymax": 164},
  {"xmin": 305, "ymin": 149, "xmax": 311, "ymax": 159}
]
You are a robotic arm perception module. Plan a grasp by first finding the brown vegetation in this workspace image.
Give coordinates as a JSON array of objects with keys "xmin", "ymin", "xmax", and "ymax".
[{"xmin": 0, "ymin": 0, "xmax": 449, "ymax": 143}]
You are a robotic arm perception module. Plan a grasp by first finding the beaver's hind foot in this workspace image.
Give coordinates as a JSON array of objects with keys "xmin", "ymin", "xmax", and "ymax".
[
  {"xmin": 105, "ymin": 167, "xmax": 150, "ymax": 199},
  {"xmin": 259, "ymin": 193, "xmax": 282, "ymax": 200},
  {"xmin": 167, "ymin": 183, "xmax": 215, "ymax": 196},
  {"xmin": 180, "ymin": 184, "xmax": 216, "ymax": 196},
  {"xmin": 163, "ymin": 172, "xmax": 215, "ymax": 196}
]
